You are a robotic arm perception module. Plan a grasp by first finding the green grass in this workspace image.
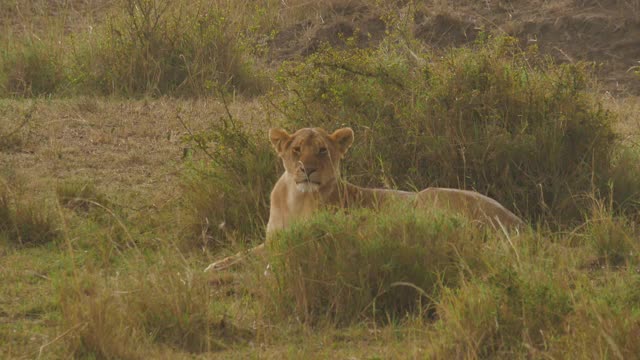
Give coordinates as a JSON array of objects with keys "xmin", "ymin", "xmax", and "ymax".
[
  {"xmin": 262, "ymin": 203, "xmax": 484, "ymax": 324},
  {"xmin": 1, "ymin": 1, "xmax": 640, "ymax": 358},
  {"xmin": 275, "ymin": 35, "xmax": 639, "ymax": 226},
  {"xmin": 56, "ymin": 179, "xmax": 110, "ymax": 213},
  {"xmin": 1, "ymin": 97, "xmax": 638, "ymax": 359},
  {"xmin": 255, "ymin": 202, "xmax": 639, "ymax": 357},
  {"xmin": 0, "ymin": 32, "xmax": 67, "ymax": 97}
]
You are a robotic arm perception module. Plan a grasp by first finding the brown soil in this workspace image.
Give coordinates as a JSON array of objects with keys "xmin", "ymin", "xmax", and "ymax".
[
  {"xmin": 270, "ymin": 0, "xmax": 640, "ymax": 95},
  {"xmin": 0, "ymin": 97, "xmax": 266, "ymax": 201},
  {"xmin": 271, "ymin": 5, "xmax": 385, "ymax": 59}
]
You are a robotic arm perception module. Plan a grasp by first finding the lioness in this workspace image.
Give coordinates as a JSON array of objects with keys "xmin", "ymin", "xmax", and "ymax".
[{"xmin": 204, "ymin": 127, "xmax": 523, "ymax": 271}]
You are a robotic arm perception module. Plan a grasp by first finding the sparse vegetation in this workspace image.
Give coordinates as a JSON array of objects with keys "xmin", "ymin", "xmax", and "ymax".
[
  {"xmin": 0, "ymin": 101, "xmax": 34, "ymax": 152},
  {"xmin": 2, "ymin": 0, "xmax": 640, "ymax": 358}
]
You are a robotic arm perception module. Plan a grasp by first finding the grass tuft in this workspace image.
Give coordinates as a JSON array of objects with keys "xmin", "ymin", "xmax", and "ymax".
[
  {"xmin": 60, "ymin": 255, "xmax": 252, "ymax": 357},
  {"xmin": 262, "ymin": 202, "xmax": 487, "ymax": 325},
  {"xmin": 0, "ymin": 186, "xmax": 60, "ymax": 246},
  {"xmin": 582, "ymin": 200, "xmax": 639, "ymax": 268},
  {"xmin": 56, "ymin": 179, "xmax": 110, "ymax": 213}
]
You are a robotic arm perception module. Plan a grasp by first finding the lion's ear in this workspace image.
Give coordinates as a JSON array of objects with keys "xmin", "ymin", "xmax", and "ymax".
[
  {"xmin": 330, "ymin": 127, "xmax": 354, "ymax": 155},
  {"xmin": 269, "ymin": 128, "xmax": 290, "ymax": 155}
]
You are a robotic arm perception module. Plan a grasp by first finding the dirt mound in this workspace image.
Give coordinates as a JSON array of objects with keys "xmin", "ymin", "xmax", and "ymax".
[
  {"xmin": 413, "ymin": 12, "xmax": 480, "ymax": 47},
  {"xmin": 500, "ymin": 2, "xmax": 640, "ymax": 95},
  {"xmin": 270, "ymin": 3, "xmax": 385, "ymax": 60},
  {"xmin": 270, "ymin": 0, "xmax": 640, "ymax": 95}
]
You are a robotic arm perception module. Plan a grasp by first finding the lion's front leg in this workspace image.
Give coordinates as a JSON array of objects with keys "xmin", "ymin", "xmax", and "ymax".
[{"xmin": 204, "ymin": 243, "xmax": 266, "ymax": 272}]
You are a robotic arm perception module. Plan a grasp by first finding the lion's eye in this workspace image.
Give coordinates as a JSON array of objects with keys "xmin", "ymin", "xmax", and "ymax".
[
  {"xmin": 292, "ymin": 146, "xmax": 301, "ymax": 154},
  {"xmin": 318, "ymin": 147, "xmax": 327, "ymax": 155}
]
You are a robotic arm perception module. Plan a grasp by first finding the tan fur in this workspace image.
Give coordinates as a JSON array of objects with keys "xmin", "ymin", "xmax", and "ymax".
[{"xmin": 204, "ymin": 127, "xmax": 523, "ymax": 272}]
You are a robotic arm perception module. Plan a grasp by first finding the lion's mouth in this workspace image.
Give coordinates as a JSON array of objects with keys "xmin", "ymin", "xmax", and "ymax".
[{"xmin": 295, "ymin": 180, "xmax": 321, "ymax": 193}]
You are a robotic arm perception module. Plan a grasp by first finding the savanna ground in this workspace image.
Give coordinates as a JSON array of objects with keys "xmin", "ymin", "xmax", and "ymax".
[{"xmin": 1, "ymin": 0, "xmax": 640, "ymax": 358}]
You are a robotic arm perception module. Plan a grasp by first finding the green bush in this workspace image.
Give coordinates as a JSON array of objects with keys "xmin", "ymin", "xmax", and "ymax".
[
  {"xmin": 0, "ymin": 0, "xmax": 274, "ymax": 97},
  {"xmin": 73, "ymin": 0, "xmax": 265, "ymax": 97},
  {"xmin": 426, "ymin": 207, "xmax": 638, "ymax": 357},
  {"xmin": 264, "ymin": 203, "xmax": 487, "ymax": 324},
  {"xmin": 182, "ymin": 116, "xmax": 278, "ymax": 248},
  {"xmin": 258, "ymin": 196, "xmax": 638, "ymax": 354},
  {"xmin": 275, "ymin": 36, "xmax": 638, "ymax": 226}
]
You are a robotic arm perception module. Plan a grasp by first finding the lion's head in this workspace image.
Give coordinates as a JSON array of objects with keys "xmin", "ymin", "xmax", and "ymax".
[{"xmin": 269, "ymin": 127, "xmax": 354, "ymax": 193}]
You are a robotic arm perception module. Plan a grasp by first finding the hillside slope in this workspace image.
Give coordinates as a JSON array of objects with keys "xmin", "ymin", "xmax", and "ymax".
[{"xmin": 269, "ymin": 0, "xmax": 640, "ymax": 94}]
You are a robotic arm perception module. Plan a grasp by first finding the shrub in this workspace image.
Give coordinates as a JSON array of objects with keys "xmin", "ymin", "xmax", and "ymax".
[
  {"xmin": 182, "ymin": 115, "xmax": 279, "ymax": 249},
  {"xmin": 263, "ymin": 203, "xmax": 488, "ymax": 324},
  {"xmin": 422, "ymin": 226, "xmax": 574, "ymax": 357},
  {"xmin": 275, "ymin": 35, "xmax": 637, "ymax": 226},
  {"xmin": 73, "ymin": 0, "xmax": 265, "ymax": 97}
]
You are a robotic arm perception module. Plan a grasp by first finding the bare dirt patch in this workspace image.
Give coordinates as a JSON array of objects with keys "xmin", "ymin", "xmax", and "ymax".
[
  {"xmin": 270, "ymin": 1, "xmax": 386, "ymax": 60},
  {"xmin": 0, "ymin": 98, "xmax": 266, "ymax": 198}
]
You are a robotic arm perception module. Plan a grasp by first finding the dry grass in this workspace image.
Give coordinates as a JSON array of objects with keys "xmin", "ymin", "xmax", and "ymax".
[
  {"xmin": 606, "ymin": 94, "xmax": 640, "ymax": 144},
  {"xmin": 0, "ymin": 97, "xmax": 265, "ymax": 194},
  {"xmin": 1, "ymin": 0, "xmax": 640, "ymax": 358},
  {"xmin": 58, "ymin": 255, "xmax": 253, "ymax": 358}
]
